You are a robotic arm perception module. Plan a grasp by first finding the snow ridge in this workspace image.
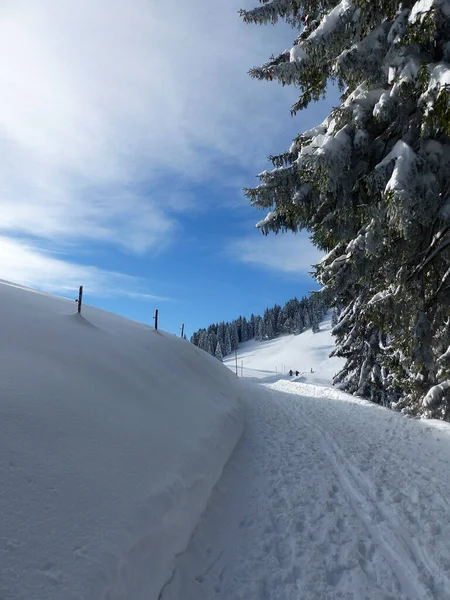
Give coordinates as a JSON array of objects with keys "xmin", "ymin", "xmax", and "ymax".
[{"xmin": 0, "ymin": 280, "xmax": 244, "ymax": 600}]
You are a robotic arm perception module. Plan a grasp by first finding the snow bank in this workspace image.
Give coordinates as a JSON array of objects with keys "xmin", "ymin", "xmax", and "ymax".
[{"xmin": 0, "ymin": 280, "xmax": 244, "ymax": 600}]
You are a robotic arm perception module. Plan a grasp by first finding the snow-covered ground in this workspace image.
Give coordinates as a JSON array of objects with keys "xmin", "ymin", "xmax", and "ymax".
[
  {"xmin": 4, "ymin": 289, "xmax": 450, "ymax": 600},
  {"xmin": 163, "ymin": 318, "xmax": 450, "ymax": 599},
  {"xmin": 224, "ymin": 312, "xmax": 344, "ymax": 386},
  {"xmin": 0, "ymin": 280, "xmax": 243, "ymax": 600}
]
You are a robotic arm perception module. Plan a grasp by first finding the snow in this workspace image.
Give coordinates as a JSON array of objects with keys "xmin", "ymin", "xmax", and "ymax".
[
  {"xmin": 410, "ymin": 0, "xmax": 436, "ymax": 21},
  {"xmin": 409, "ymin": 0, "xmax": 450, "ymax": 22},
  {"xmin": 297, "ymin": 126, "xmax": 352, "ymax": 192},
  {"xmin": 368, "ymin": 288, "xmax": 394, "ymax": 305},
  {"xmin": 161, "ymin": 321, "xmax": 450, "ymax": 600},
  {"xmin": 421, "ymin": 139, "xmax": 446, "ymax": 172},
  {"xmin": 423, "ymin": 381, "xmax": 450, "ymax": 408},
  {"xmin": 342, "ymin": 84, "xmax": 385, "ymax": 122},
  {"xmin": 309, "ymin": 0, "xmax": 355, "ymax": 42},
  {"xmin": 224, "ymin": 312, "xmax": 345, "ymax": 387},
  {"xmin": 345, "ymin": 232, "xmax": 365, "ymax": 254},
  {"xmin": 292, "ymin": 183, "xmax": 310, "ymax": 204},
  {"xmin": 0, "ymin": 280, "xmax": 243, "ymax": 600},
  {"xmin": 328, "ymin": 253, "xmax": 349, "ymax": 273},
  {"xmin": 161, "ymin": 376, "xmax": 450, "ymax": 600},
  {"xmin": 316, "ymin": 127, "xmax": 351, "ymax": 164},
  {"xmin": 375, "ymin": 139, "xmax": 416, "ymax": 197},
  {"xmin": 289, "ymin": 0, "xmax": 356, "ymax": 64},
  {"xmin": 289, "ymin": 44, "xmax": 307, "ymax": 63},
  {"xmin": 390, "ymin": 57, "xmax": 422, "ymax": 98},
  {"xmin": 5, "ymin": 283, "xmax": 450, "ymax": 599},
  {"xmin": 255, "ymin": 210, "xmax": 277, "ymax": 229},
  {"xmin": 438, "ymin": 345, "xmax": 450, "ymax": 363},
  {"xmin": 300, "ymin": 121, "xmax": 328, "ymax": 141},
  {"xmin": 387, "ymin": 9, "xmax": 410, "ymax": 44},
  {"xmin": 373, "ymin": 91, "xmax": 391, "ymax": 119},
  {"xmin": 429, "ymin": 62, "xmax": 450, "ymax": 88}
]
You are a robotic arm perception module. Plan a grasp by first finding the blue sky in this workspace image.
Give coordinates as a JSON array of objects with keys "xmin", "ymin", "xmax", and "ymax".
[{"xmin": 0, "ymin": 0, "xmax": 338, "ymax": 337}]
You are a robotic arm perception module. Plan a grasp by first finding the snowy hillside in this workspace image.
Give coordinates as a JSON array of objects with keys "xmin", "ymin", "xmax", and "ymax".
[
  {"xmin": 0, "ymin": 280, "xmax": 243, "ymax": 600},
  {"xmin": 224, "ymin": 311, "xmax": 344, "ymax": 386}
]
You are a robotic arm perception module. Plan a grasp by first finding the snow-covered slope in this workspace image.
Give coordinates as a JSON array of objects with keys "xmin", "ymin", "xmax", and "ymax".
[
  {"xmin": 163, "ymin": 339, "xmax": 450, "ymax": 600},
  {"xmin": 0, "ymin": 280, "xmax": 243, "ymax": 600},
  {"xmin": 224, "ymin": 311, "xmax": 344, "ymax": 386}
]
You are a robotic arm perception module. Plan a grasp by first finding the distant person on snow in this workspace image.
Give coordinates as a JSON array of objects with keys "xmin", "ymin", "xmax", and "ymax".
[
  {"xmin": 311, "ymin": 368, "xmax": 314, "ymax": 373},
  {"xmin": 289, "ymin": 369, "xmax": 293, "ymax": 377},
  {"xmin": 295, "ymin": 370, "xmax": 299, "ymax": 376}
]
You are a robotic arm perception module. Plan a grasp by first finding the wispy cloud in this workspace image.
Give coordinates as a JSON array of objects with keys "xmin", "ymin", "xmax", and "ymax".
[
  {"xmin": 227, "ymin": 232, "xmax": 323, "ymax": 275},
  {"xmin": 0, "ymin": 235, "xmax": 167, "ymax": 300},
  {"xmin": 0, "ymin": 0, "xmax": 299, "ymax": 256}
]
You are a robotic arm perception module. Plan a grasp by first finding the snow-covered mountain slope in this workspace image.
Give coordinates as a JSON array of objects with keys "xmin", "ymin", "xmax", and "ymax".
[
  {"xmin": 224, "ymin": 311, "xmax": 344, "ymax": 386},
  {"xmin": 0, "ymin": 280, "xmax": 243, "ymax": 600},
  {"xmin": 163, "ymin": 322, "xmax": 450, "ymax": 600}
]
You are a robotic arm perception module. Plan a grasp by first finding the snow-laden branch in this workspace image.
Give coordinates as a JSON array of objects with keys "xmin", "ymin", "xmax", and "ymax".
[{"xmin": 422, "ymin": 381, "xmax": 450, "ymax": 407}]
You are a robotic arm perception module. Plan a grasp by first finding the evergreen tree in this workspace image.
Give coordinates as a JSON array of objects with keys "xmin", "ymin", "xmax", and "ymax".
[
  {"xmin": 266, "ymin": 316, "xmax": 275, "ymax": 339},
  {"xmin": 311, "ymin": 313, "xmax": 320, "ymax": 333},
  {"xmin": 206, "ymin": 334, "xmax": 215, "ymax": 356},
  {"xmin": 257, "ymin": 318, "xmax": 265, "ymax": 340},
  {"xmin": 284, "ymin": 316, "xmax": 294, "ymax": 333},
  {"xmin": 303, "ymin": 307, "xmax": 311, "ymax": 330},
  {"xmin": 232, "ymin": 322, "xmax": 239, "ymax": 349},
  {"xmin": 225, "ymin": 327, "xmax": 233, "ymax": 356},
  {"xmin": 198, "ymin": 330, "xmax": 207, "ymax": 352},
  {"xmin": 276, "ymin": 307, "xmax": 287, "ymax": 334},
  {"xmin": 217, "ymin": 321, "xmax": 226, "ymax": 348},
  {"xmin": 241, "ymin": 316, "xmax": 249, "ymax": 342},
  {"xmin": 249, "ymin": 313, "xmax": 257, "ymax": 339},
  {"xmin": 293, "ymin": 310, "xmax": 304, "ymax": 334},
  {"xmin": 215, "ymin": 340, "xmax": 224, "ymax": 362},
  {"xmin": 241, "ymin": 0, "xmax": 450, "ymax": 418},
  {"xmin": 272, "ymin": 304, "xmax": 282, "ymax": 334}
]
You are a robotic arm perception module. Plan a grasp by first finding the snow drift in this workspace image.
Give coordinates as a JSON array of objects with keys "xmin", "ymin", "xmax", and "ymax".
[{"xmin": 0, "ymin": 280, "xmax": 244, "ymax": 600}]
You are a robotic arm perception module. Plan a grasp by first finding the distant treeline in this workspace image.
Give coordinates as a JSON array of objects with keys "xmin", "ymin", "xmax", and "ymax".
[{"xmin": 190, "ymin": 293, "xmax": 328, "ymax": 361}]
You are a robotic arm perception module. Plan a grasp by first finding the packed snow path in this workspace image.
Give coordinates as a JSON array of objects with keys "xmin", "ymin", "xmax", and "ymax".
[{"xmin": 161, "ymin": 380, "xmax": 450, "ymax": 600}]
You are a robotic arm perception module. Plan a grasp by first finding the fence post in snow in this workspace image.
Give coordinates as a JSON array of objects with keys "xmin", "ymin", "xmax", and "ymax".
[
  {"xmin": 154, "ymin": 309, "xmax": 158, "ymax": 330},
  {"xmin": 180, "ymin": 323, "xmax": 184, "ymax": 338},
  {"xmin": 77, "ymin": 286, "xmax": 83, "ymax": 314}
]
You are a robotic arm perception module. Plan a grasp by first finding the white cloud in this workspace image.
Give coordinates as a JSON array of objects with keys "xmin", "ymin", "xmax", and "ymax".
[
  {"xmin": 0, "ymin": 0, "xmax": 299, "ymax": 255},
  {"xmin": 227, "ymin": 232, "xmax": 323, "ymax": 275},
  {"xmin": 0, "ymin": 235, "xmax": 167, "ymax": 300}
]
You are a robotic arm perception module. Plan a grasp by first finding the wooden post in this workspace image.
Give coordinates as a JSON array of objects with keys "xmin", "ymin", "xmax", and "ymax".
[
  {"xmin": 77, "ymin": 286, "xmax": 83, "ymax": 314},
  {"xmin": 234, "ymin": 341, "xmax": 238, "ymax": 376},
  {"xmin": 180, "ymin": 323, "xmax": 184, "ymax": 338},
  {"xmin": 154, "ymin": 309, "xmax": 158, "ymax": 330}
]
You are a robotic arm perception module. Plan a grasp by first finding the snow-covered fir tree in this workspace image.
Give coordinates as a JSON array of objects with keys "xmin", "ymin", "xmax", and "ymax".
[
  {"xmin": 257, "ymin": 318, "xmax": 265, "ymax": 340},
  {"xmin": 225, "ymin": 327, "xmax": 233, "ymax": 355},
  {"xmin": 240, "ymin": 0, "xmax": 450, "ymax": 419},
  {"xmin": 215, "ymin": 340, "xmax": 224, "ymax": 362}
]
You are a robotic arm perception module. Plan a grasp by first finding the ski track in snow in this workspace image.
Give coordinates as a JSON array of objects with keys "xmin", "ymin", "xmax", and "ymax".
[{"xmin": 161, "ymin": 380, "xmax": 450, "ymax": 600}]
